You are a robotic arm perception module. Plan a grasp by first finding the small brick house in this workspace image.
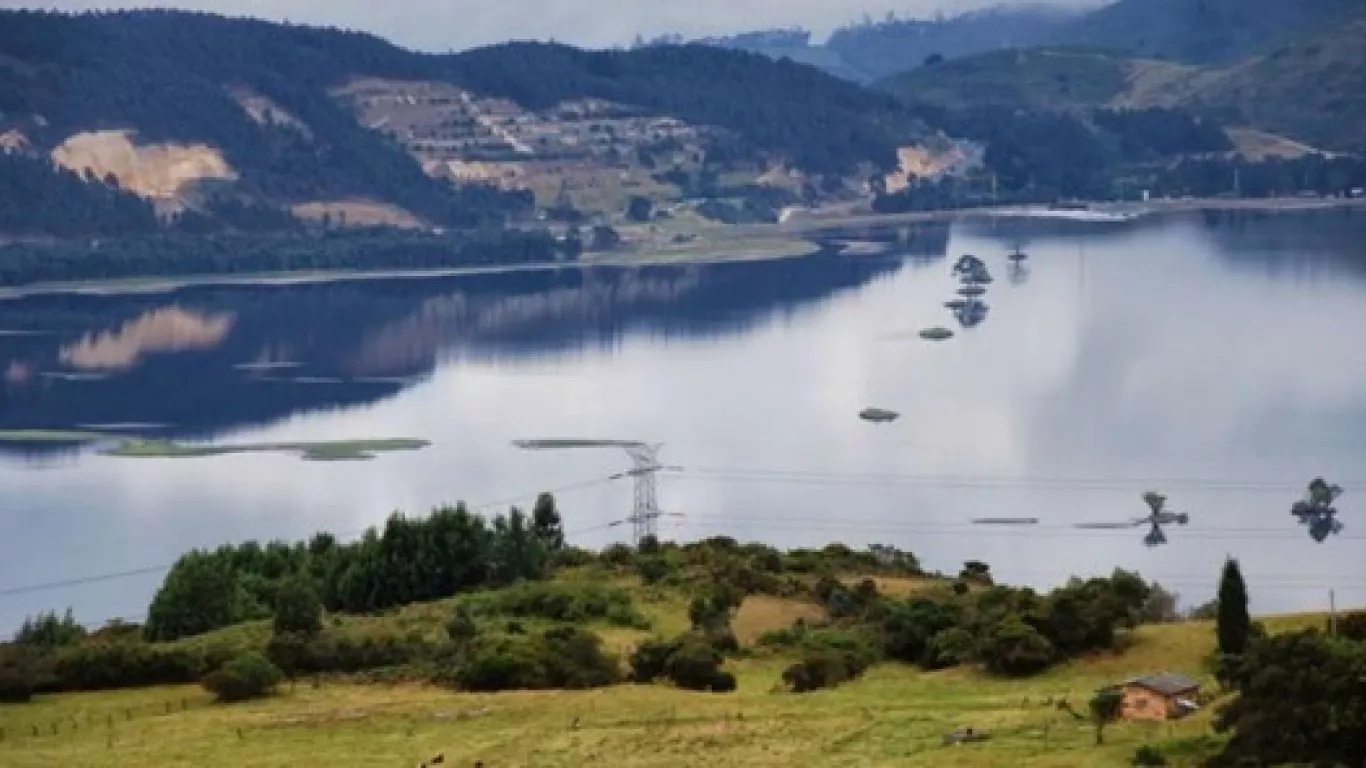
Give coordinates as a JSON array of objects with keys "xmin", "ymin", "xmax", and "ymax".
[{"xmin": 1119, "ymin": 672, "xmax": 1202, "ymax": 722}]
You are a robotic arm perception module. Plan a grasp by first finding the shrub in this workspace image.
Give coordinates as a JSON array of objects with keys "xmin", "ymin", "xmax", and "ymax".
[
  {"xmin": 446, "ymin": 604, "xmax": 478, "ymax": 645},
  {"xmin": 629, "ymin": 636, "xmax": 681, "ymax": 683},
  {"xmin": 265, "ymin": 632, "xmax": 312, "ymax": 679},
  {"xmin": 51, "ymin": 641, "xmax": 205, "ymax": 691},
  {"xmin": 1337, "ymin": 610, "xmax": 1366, "ymax": 641},
  {"xmin": 636, "ymin": 555, "xmax": 671, "ymax": 585},
  {"xmin": 201, "ymin": 652, "xmax": 283, "ymax": 703},
  {"xmin": 272, "ymin": 576, "xmax": 323, "ymax": 637},
  {"xmin": 980, "ymin": 616, "xmax": 1056, "ymax": 677},
  {"xmin": 1132, "ymin": 745, "xmax": 1169, "ymax": 766},
  {"xmin": 458, "ymin": 581, "xmax": 649, "ymax": 629},
  {"xmin": 450, "ymin": 627, "xmax": 620, "ymax": 692},
  {"xmin": 0, "ymin": 643, "xmax": 50, "ymax": 703},
  {"xmin": 925, "ymin": 627, "xmax": 976, "ymax": 669},
  {"xmin": 665, "ymin": 635, "xmax": 732, "ymax": 692},
  {"xmin": 782, "ymin": 647, "xmax": 869, "ymax": 693}
]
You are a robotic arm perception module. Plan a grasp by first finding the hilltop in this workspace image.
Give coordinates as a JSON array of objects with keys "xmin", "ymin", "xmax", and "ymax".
[
  {"xmin": 876, "ymin": 4, "xmax": 1366, "ymax": 156},
  {"xmin": 0, "ymin": 9, "xmax": 925, "ymax": 239},
  {"xmin": 1051, "ymin": 0, "xmax": 1364, "ymax": 64}
]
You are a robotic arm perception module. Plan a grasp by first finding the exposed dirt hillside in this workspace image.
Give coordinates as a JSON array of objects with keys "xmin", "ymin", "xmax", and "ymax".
[{"xmin": 50, "ymin": 130, "xmax": 237, "ymax": 202}]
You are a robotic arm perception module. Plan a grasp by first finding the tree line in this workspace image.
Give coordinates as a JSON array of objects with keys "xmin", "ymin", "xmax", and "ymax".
[{"xmin": 0, "ymin": 226, "xmax": 578, "ymax": 286}]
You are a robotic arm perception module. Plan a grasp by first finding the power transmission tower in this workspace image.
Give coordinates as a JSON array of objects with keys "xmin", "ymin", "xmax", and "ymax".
[
  {"xmin": 513, "ymin": 439, "xmax": 679, "ymax": 547},
  {"xmin": 622, "ymin": 443, "xmax": 664, "ymax": 545}
]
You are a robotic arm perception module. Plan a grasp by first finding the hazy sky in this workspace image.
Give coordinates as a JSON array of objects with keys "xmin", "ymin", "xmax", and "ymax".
[{"xmin": 2, "ymin": 1, "xmax": 1095, "ymax": 51}]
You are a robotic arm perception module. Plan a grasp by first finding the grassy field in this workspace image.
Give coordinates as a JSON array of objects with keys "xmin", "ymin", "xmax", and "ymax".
[{"xmin": 0, "ymin": 570, "xmax": 1333, "ymax": 768}]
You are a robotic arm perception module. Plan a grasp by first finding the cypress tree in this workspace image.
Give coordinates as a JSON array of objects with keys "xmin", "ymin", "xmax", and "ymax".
[{"xmin": 1217, "ymin": 556, "xmax": 1251, "ymax": 655}]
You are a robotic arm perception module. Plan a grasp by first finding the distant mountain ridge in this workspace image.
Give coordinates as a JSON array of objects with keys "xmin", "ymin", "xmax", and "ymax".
[
  {"xmin": 685, "ymin": 0, "xmax": 1363, "ymax": 84},
  {"xmin": 874, "ymin": 2, "xmax": 1366, "ymax": 154},
  {"xmin": 0, "ymin": 10, "xmax": 927, "ymax": 238}
]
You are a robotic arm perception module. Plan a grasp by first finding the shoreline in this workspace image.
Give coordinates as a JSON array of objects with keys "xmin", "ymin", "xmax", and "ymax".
[{"xmin": 4, "ymin": 196, "xmax": 1363, "ymax": 300}]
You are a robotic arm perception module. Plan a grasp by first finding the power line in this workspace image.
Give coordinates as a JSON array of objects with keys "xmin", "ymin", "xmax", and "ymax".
[
  {"xmin": 0, "ymin": 474, "xmax": 626, "ymax": 600},
  {"xmin": 676, "ymin": 468, "xmax": 1365, "ymax": 493},
  {"xmin": 673, "ymin": 512, "xmax": 1362, "ymax": 540}
]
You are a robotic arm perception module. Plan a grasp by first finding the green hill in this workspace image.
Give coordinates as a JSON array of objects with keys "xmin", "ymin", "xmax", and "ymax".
[
  {"xmin": 1052, "ymin": 0, "xmax": 1363, "ymax": 64},
  {"xmin": 876, "ymin": 5, "xmax": 1366, "ymax": 155},
  {"xmin": 876, "ymin": 47, "xmax": 1131, "ymax": 112}
]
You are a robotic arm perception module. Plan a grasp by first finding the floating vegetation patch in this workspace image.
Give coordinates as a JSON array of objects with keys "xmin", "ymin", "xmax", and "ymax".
[
  {"xmin": 39, "ymin": 371, "xmax": 110, "ymax": 382},
  {"xmin": 919, "ymin": 326, "xmax": 955, "ymax": 341},
  {"xmin": 101, "ymin": 438, "xmax": 431, "ymax": 462},
  {"xmin": 0, "ymin": 429, "xmax": 109, "ymax": 444},
  {"xmin": 76, "ymin": 422, "xmax": 168, "ymax": 431},
  {"xmin": 233, "ymin": 361, "xmax": 306, "ymax": 371},
  {"xmin": 858, "ymin": 407, "xmax": 900, "ymax": 423},
  {"xmin": 957, "ymin": 286, "xmax": 987, "ymax": 297}
]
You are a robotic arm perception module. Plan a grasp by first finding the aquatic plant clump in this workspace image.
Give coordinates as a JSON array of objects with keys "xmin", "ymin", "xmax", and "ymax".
[
  {"xmin": 919, "ymin": 327, "xmax": 955, "ymax": 341},
  {"xmin": 101, "ymin": 438, "xmax": 431, "ymax": 462}
]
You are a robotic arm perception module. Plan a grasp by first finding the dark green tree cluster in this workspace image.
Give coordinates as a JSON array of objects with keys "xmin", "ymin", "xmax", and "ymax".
[
  {"xmin": 0, "ymin": 227, "xmax": 567, "ymax": 287},
  {"xmin": 789, "ymin": 566, "xmax": 1153, "ymax": 679},
  {"xmin": 1092, "ymin": 107, "xmax": 1232, "ymax": 160},
  {"xmin": 1212, "ymin": 629, "xmax": 1366, "ymax": 766},
  {"xmin": 12, "ymin": 609, "xmax": 87, "ymax": 650},
  {"xmin": 145, "ymin": 500, "xmax": 566, "ymax": 641},
  {"xmin": 629, "ymin": 633, "xmax": 737, "ymax": 692},
  {"xmin": 200, "ymin": 651, "xmax": 283, "ymax": 703},
  {"xmin": 1151, "ymin": 154, "xmax": 1366, "ymax": 198},
  {"xmin": 0, "ymin": 153, "xmax": 160, "ymax": 236}
]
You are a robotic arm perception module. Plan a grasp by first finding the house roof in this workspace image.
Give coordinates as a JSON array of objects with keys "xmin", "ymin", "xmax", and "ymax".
[{"xmin": 1124, "ymin": 672, "xmax": 1201, "ymax": 696}]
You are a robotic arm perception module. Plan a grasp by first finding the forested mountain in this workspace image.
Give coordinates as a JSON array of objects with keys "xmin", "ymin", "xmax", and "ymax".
[
  {"xmin": 0, "ymin": 10, "xmax": 925, "ymax": 240},
  {"xmin": 825, "ymin": 5, "xmax": 1085, "ymax": 81},
  {"xmin": 876, "ymin": 2, "xmax": 1366, "ymax": 155},
  {"xmin": 690, "ymin": 5, "xmax": 1082, "ymax": 83},
  {"xmin": 1052, "ymin": 0, "xmax": 1364, "ymax": 64}
]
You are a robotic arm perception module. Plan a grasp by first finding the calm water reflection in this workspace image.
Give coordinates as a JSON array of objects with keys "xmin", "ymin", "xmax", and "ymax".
[{"xmin": 3, "ymin": 210, "xmax": 1365, "ymax": 630}]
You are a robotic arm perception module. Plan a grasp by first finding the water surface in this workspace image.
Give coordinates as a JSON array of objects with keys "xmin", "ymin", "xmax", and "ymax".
[{"xmin": 3, "ymin": 210, "xmax": 1364, "ymax": 630}]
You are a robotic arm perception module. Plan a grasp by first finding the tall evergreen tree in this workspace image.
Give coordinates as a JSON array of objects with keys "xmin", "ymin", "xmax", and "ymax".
[{"xmin": 1217, "ymin": 556, "xmax": 1251, "ymax": 656}]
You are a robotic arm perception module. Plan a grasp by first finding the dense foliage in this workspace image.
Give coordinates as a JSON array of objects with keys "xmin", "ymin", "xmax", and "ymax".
[
  {"xmin": 0, "ymin": 153, "xmax": 160, "ymax": 237},
  {"xmin": 0, "ymin": 227, "xmax": 569, "ymax": 287},
  {"xmin": 1213, "ymin": 629, "xmax": 1366, "ymax": 766},
  {"xmin": 145, "ymin": 500, "xmax": 566, "ymax": 641},
  {"xmin": 12, "ymin": 609, "xmax": 87, "ymax": 650},
  {"xmin": 761, "ymin": 566, "xmax": 1155, "ymax": 681},
  {"xmin": 200, "ymin": 651, "xmax": 283, "ymax": 703}
]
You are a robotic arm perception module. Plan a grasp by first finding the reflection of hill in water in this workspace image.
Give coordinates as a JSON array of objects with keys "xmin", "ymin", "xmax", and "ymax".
[{"xmin": 0, "ymin": 254, "xmax": 910, "ymax": 448}]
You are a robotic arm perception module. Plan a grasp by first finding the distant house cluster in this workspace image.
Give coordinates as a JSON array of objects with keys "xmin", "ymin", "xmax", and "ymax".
[{"xmin": 331, "ymin": 78, "xmax": 717, "ymax": 201}]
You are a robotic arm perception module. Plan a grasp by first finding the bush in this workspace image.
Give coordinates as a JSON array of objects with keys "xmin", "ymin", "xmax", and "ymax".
[
  {"xmin": 1337, "ymin": 610, "xmax": 1366, "ymax": 642},
  {"xmin": 0, "ymin": 643, "xmax": 50, "ymax": 703},
  {"xmin": 629, "ymin": 636, "xmax": 681, "ymax": 683},
  {"xmin": 925, "ymin": 627, "xmax": 976, "ymax": 669},
  {"xmin": 450, "ymin": 627, "xmax": 620, "ymax": 692},
  {"xmin": 201, "ymin": 652, "xmax": 283, "ymax": 703},
  {"xmin": 458, "ymin": 581, "xmax": 649, "ymax": 629},
  {"xmin": 782, "ymin": 646, "xmax": 869, "ymax": 693},
  {"xmin": 265, "ymin": 632, "xmax": 312, "ymax": 679},
  {"xmin": 980, "ymin": 616, "xmax": 1056, "ymax": 677},
  {"xmin": 665, "ymin": 635, "xmax": 732, "ymax": 692},
  {"xmin": 1132, "ymin": 745, "xmax": 1169, "ymax": 766},
  {"xmin": 50, "ymin": 641, "xmax": 207, "ymax": 691},
  {"xmin": 272, "ymin": 576, "xmax": 323, "ymax": 637}
]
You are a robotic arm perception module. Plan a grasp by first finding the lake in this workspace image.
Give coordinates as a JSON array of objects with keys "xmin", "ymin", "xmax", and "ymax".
[{"xmin": 3, "ymin": 208, "xmax": 1365, "ymax": 631}]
